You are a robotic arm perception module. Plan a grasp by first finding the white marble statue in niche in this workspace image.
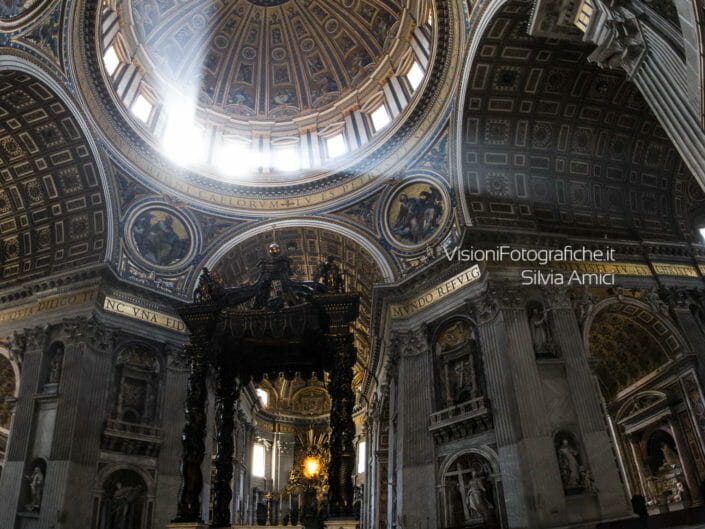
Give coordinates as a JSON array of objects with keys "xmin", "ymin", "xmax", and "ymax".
[
  {"xmin": 24, "ymin": 464, "xmax": 44, "ymax": 512},
  {"xmin": 527, "ymin": 301, "xmax": 558, "ymax": 358},
  {"xmin": 555, "ymin": 432, "xmax": 594, "ymax": 494},
  {"xmin": 47, "ymin": 343, "xmax": 63, "ymax": 384},
  {"xmin": 465, "ymin": 469, "xmax": 494, "ymax": 522}
]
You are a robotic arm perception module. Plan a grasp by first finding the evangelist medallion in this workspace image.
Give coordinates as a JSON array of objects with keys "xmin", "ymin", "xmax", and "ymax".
[
  {"xmin": 384, "ymin": 180, "xmax": 449, "ymax": 250},
  {"xmin": 126, "ymin": 206, "xmax": 195, "ymax": 269}
]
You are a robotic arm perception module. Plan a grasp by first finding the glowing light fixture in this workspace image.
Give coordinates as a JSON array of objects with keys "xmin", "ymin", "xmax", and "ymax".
[
  {"xmin": 370, "ymin": 105, "xmax": 391, "ymax": 132},
  {"xmin": 131, "ymin": 94, "xmax": 153, "ymax": 123},
  {"xmin": 700, "ymin": 227, "xmax": 705, "ymax": 242},
  {"xmin": 303, "ymin": 456, "xmax": 321, "ymax": 478},
  {"xmin": 103, "ymin": 45, "xmax": 120, "ymax": 76},
  {"xmin": 326, "ymin": 134, "xmax": 347, "ymax": 159},
  {"xmin": 406, "ymin": 61, "xmax": 424, "ymax": 91}
]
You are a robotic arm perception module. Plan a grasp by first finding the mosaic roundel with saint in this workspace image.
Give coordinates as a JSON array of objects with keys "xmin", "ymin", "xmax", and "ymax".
[
  {"xmin": 386, "ymin": 180, "xmax": 448, "ymax": 249},
  {"xmin": 127, "ymin": 207, "xmax": 193, "ymax": 268}
]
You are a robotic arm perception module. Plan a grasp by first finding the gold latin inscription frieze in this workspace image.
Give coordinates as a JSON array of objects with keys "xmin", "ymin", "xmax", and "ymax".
[
  {"xmin": 0, "ymin": 289, "xmax": 99, "ymax": 325},
  {"xmin": 652, "ymin": 263, "xmax": 699, "ymax": 277},
  {"xmin": 169, "ymin": 173, "xmax": 377, "ymax": 211},
  {"xmin": 103, "ymin": 296, "xmax": 187, "ymax": 333},
  {"xmin": 389, "ymin": 265, "xmax": 482, "ymax": 319}
]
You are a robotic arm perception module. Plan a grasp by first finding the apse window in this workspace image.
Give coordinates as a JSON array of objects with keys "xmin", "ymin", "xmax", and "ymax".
[
  {"xmin": 406, "ymin": 62, "xmax": 424, "ymax": 91},
  {"xmin": 357, "ymin": 440, "xmax": 366, "ymax": 474},
  {"xmin": 370, "ymin": 105, "xmax": 391, "ymax": 132},
  {"xmin": 252, "ymin": 443, "xmax": 266, "ymax": 477},
  {"xmin": 103, "ymin": 45, "xmax": 120, "ymax": 76},
  {"xmin": 326, "ymin": 134, "xmax": 347, "ymax": 158},
  {"xmin": 131, "ymin": 94, "xmax": 153, "ymax": 123},
  {"xmin": 256, "ymin": 388, "xmax": 269, "ymax": 407},
  {"xmin": 699, "ymin": 227, "xmax": 705, "ymax": 242}
]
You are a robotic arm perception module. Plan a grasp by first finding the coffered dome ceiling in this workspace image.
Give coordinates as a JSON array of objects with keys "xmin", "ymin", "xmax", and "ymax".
[
  {"xmin": 129, "ymin": 0, "xmax": 402, "ymax": 118},
  {"xmin": 88, "ymin": 0, "xmax": 440, "ymax": 208}
]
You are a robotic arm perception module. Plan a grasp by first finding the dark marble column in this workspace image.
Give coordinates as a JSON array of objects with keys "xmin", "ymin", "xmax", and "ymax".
[
  {"xmin": 327, "ymin": 333, "xmax": 357, "ymax": 518},
  {"xmin": 211, "ymin": 363, "xmax": 239, "ymax": 527},
  {"xmin": 173, "ymin": 341, "xmax": 210, "ymax": 523}
]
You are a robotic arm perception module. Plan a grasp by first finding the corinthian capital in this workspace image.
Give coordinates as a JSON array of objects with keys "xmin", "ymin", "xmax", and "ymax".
[{"xmin": 390, "ymin": 328, "xmax": 429, "ymax": 359}]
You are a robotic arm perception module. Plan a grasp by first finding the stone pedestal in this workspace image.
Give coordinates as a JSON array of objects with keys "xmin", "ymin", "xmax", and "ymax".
[{"xmin": 324, "ymin": 518, "xmax": 360, "ymax": 529}]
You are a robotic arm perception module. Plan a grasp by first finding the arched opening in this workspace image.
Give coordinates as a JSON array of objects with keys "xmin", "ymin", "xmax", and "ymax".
[
  {"xmin": 586, "ymin": 300, "xmax": 702, "ymax": 511},
  {"xmin": 198, "ymin": 225, "xmax": 385, "ymax": 525},
  {"xmin": 439, "ymin": 451, "xmax": 502, "ymax": 529},
  {"xmin": 0, "ymin": 351, "xmax": 16, "ymax": 477},
  {"xmin": 97, "ymin": 469, "xmax": 150, "ymax": 529}
]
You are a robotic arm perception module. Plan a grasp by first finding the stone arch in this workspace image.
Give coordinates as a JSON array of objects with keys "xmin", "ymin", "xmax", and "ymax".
[
  {"xmin": 438, "ymin": 447, "xmax": 502, "ymax": 529},
  {"xmin": 92, "ymin": 465, "xmax": 155, "ymax": 529},
  {"xmin": 199, "ymin": 218, "xmax": 397, "ymax": 284},
  {"xmin": 204, "ymin": 221, "xmax": 390, "ymax": 404},
  {"xmin": 0, "ymin": 346, "xmax": 18, "ymax": 463},
  {"xmin": 583, "ymin": 296, "xmax": 688, "ymax": 399}
]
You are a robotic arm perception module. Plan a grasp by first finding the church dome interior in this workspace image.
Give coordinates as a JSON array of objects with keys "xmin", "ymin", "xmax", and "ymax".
[
  {"xmin": 4, "ymin": 0, "xmax": 705, "ymax": 528},
  {"xmin": 97, "ymin": 0, "xmax": 434, "ymax": 181}
]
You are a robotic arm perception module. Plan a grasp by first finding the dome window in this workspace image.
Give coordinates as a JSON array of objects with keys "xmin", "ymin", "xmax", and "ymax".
[
  {"xmin": 357, "ymin": 440, "xmax": 366, "ymax": 474},
  {"xmin": 326, "ymin": 134, "xmax": 347, "ymax": 159},
  {"xmin": 131, "ymin": 94, "xmax": 153, "ymax": 123},
  {"xmin": 406, "ymin": 61, "xmax": 425, "ymax": 91},
  {"xmin": 252, "ymin": 443, "xmax": 266, "ymax": 477},
  {"xmin": 103, "ymin": 45, "xmax": 120, "ymax": 76},
  {"xmin": 370, "ymin": 105, "xmax": 391, "ymax": 132},
  {"xmin": 273, "ymin": 146, "xmax": 301, "ymax": 172}
]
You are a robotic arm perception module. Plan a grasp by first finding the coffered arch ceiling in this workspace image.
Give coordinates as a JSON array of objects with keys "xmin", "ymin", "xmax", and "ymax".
[
  {"xmin": 587, "ymin": 303, "xmax": 682, "ymax": 399},
  {"xmin": 0, "ymin": 70, "xmax": 108, "ymax": 288},
  {"xmin": 212, "ymin": 226, "xmax": 384, "ymax": 392},
  {"xmin": 460, "ymin": 1, "xmax": 694, "ymax": 240}
]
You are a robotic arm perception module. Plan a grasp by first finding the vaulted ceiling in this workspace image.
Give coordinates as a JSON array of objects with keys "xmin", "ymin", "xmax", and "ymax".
[
  {"xmin": 0, "ymin": 71, "xmax": 107, "ymax": 287},
  {"xmin": 588, "ymin": 303, "xmax": 682, "ymax": 399},
  {"xmin": 461, "ymin": 2, "xmax": 695, "ymax": 239}
]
